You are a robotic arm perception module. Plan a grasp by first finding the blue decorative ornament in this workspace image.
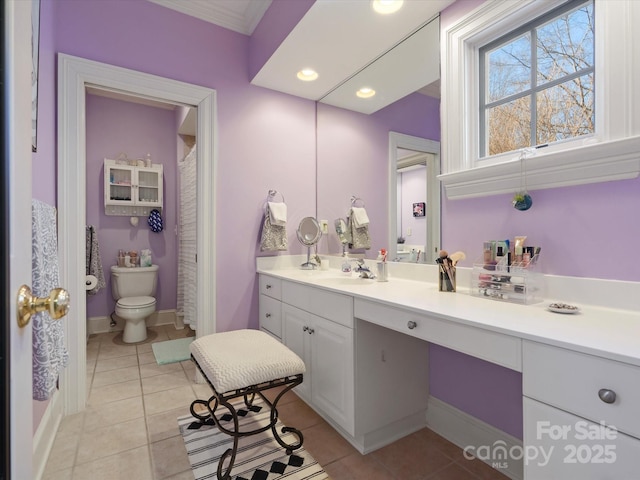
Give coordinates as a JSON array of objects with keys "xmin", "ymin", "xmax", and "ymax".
[
  {"xmin": 148, "ymin": 209, "xmax": 163, "ymax": 232},
  {"xmin": 513, "ymin": 192, "xmax": 533, "ymax": 211}
]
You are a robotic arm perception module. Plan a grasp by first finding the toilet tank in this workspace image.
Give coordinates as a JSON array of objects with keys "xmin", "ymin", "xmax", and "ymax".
[{"xmin": 110, "ymin": 265, "xmax": 159, "ymax": 300}]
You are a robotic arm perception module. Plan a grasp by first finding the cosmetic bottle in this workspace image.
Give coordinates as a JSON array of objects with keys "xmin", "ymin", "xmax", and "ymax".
[{"xmin": 341, "ymin": 253, "xmax": 352, "ymax": 275}]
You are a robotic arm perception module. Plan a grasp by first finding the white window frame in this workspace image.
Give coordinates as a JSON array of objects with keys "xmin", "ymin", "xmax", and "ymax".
[{"xmin": 439, "ymin": 0, "xmax": 640, "ymax": 199}]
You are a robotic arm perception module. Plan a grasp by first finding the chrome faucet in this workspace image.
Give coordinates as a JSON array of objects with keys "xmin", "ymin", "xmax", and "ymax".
[{"xmin": 353, "ymin": 258, "xmax": 376, "ymax": 279}]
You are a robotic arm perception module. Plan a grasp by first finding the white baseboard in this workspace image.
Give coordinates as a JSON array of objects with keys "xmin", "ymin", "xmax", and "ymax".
[
  {"xmin": 426, "ymin": 396, "xmax": 523, "ymax": 480},
  {"xmin": 32, "ymin": 391, "xmax": 63, "ymax": 480},
  {"xmin": 87, "ymin": 309, "xmax": 177, "ymax": 335}
]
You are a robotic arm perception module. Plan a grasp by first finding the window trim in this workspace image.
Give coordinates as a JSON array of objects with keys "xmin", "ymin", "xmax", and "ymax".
[{"xmin": 439, "ymin": 0, "xmax": 640, "ymax": 199}]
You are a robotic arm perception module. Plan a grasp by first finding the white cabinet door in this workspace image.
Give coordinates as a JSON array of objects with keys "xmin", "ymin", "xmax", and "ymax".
[
  {"xmin": 312, "ymin": 317, "xmax": 355, "ymax": 435},
  {"xmin": 523, "ymin": 397, "xmax": 640, "ymax": 480},
  {"xmin": 282, "ymin": 304, "xmax": 312, "ymax": 401},
  {"xmin": 282, "ymin": 304, "xmax": 354, "ymax": 433},
  {"xmin": 104, "ymin": 159, "xmax": 163, "ymax": 214}
]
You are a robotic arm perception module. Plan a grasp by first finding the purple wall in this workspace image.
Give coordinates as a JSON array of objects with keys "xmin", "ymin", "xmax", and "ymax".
[
  {"xmin": 31, "ymin": 0, "xmax": 638, "ymax": 441},
  {"xmin": 85, "ymin": 95, "xmax": 178, "ymax": 317}
]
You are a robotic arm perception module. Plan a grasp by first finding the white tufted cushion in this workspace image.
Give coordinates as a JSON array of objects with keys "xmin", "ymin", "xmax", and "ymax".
[{"xmin": 189, "ymin": 329, "xmax": 305, "ymax": 394}]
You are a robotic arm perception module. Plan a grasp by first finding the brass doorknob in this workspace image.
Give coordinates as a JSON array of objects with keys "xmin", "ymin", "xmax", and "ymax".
[{"xmin": 17, "ymin": 285, "xmax": 70, "ymax": 328}]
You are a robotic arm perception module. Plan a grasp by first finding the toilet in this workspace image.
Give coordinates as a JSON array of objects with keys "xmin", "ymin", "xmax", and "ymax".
[{"xmin": 110, "ymin": 265, "xmax": 158, "ymax": 343}]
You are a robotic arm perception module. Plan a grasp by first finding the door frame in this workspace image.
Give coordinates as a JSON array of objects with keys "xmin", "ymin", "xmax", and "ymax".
[{"xmin": 57, "ymin": 53, "xmax": 217, "ymax": 414}]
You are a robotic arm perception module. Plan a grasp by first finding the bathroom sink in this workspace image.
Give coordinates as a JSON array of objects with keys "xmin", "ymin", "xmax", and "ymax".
[{"xmin": 314, "ymin": 275, "xmax": 375, "ymax": 286}]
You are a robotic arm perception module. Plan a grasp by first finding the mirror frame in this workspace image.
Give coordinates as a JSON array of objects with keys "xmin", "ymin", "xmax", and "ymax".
[
  {"xmin": 388, "ymin": 132, "xmax": 441, "ymax": 264},
  {"xmin": 297, "ymin": 216, "xmax": 322, "ymax": 246}
]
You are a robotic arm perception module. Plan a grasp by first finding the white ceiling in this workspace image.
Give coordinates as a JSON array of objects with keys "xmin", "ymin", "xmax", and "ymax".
[
  {"xmin": 146, "ymin": 0, "xmax": 450, "ymax": 113},
  {"xmin": 146, "ymin": 0, "xmax": 272, "ymax": 35}
]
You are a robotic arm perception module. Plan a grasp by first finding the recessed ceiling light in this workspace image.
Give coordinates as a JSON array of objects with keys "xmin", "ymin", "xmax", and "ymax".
[
  {"xmin": 297, "ymin": 69, "xmax": 318, "ymax": 81},
  {"xmin": 357, "ymin": 87, "xmax": 376, "ymax": 99},
  {"xmin": 372, "ymin": 0, "xmax": 404, "ymax": 15}
]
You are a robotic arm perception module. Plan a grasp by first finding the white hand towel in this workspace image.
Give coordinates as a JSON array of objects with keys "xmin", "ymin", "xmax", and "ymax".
[
  {"xmin": 350, "ymin": 207, "xmax": 369, "ymax": 227},
  {"xmin": 268, "ymin": 202, "xmax": 287, "ymax": 226}
]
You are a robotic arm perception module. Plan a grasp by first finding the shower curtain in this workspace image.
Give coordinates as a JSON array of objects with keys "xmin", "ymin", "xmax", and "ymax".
[{"xmin": 177, "ymin": 145, "xmax": 197, "ymax": 330}]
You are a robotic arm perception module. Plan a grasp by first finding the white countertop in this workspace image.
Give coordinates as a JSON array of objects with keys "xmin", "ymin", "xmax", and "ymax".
[{"xmin": 257, "ymin": 259, "xmax": 640, "ymax": 368}]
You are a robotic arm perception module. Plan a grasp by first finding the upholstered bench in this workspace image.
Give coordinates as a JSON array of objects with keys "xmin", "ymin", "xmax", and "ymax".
[{"xmin": 189, "ymin": 329, "xmax": 306, "ymax": 480}]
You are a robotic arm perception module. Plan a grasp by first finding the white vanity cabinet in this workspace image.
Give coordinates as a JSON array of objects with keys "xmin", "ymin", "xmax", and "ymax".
[
  {"xmin": 280, "ymin": 280, "xmax": 355, "ymax": 436},
  {"xmin": 258, "ymin": 275, "xmax": 282, "ymax": 339},
  {"xmin": 523, "ymin": 341, "xmax": 640, "ymax": 479},
  {"xmin": 104, "ymin": 159, "xmax": 163, "ymax": 215}
]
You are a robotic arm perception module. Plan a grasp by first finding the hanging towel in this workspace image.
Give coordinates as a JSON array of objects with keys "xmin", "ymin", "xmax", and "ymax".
[
  {"xmin": 267, "ymin": 201, "xmax": 287, "ymax": 226},
  {"xmin": 350, "ymin": 207, "xmax": 370, "ymax": 227},
  {"xmin": 349, "ymin": 209, "xmax": 371, "ymax": 250},
  {"xmin": 85, "ymin": 225, "xmax": 106, "ymax": 295},
  {"xmin": 260, "ymin": 212, "xmax": 288, "ymax": 252},
  {"xmin": 148, "ymin": 209, "xmax": 164, "ymax": 232},
  {"xmin": 32, "ymin": 200, "xmax": 69, "ymax": 401}
]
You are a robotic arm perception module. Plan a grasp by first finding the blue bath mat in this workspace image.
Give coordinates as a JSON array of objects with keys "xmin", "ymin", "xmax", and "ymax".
[{"xmin": 152, "ymin": 337, "xmax": 194, "ymax": 365}]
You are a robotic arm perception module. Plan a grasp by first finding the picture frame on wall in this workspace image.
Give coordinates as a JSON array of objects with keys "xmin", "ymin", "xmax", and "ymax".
[
  {"xmin": 413, "ymin": 202, "xmax": 425, "ymax": 217},
  {"xmin": 32, "ymin": 0, "xmax": 41, "ymax": 152}
]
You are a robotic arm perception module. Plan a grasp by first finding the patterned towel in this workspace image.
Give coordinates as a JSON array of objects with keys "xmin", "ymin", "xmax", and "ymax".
[
  {"xmin": 260, "ymin": 207, "xmax": 288, "ymax": 252},
  {"xmin": 32, "ymin": 200, "xmax": 69, "ymax": 401},
  {"xmin": 349, "ymin": 210, "xmax": 370, "ymax": 250},
  {"xmin": 85, "ymin": 225, "xmax": 106, "ymax": 295}
]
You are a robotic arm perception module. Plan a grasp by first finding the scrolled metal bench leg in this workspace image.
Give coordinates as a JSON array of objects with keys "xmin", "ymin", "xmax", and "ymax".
[
  {"xmin": 215, "ymin": 397, "xmax": 240, "ymax": 480},
  {"xmin": 265, "ymin": 378, "xmax": 304, "ymax": 454}
]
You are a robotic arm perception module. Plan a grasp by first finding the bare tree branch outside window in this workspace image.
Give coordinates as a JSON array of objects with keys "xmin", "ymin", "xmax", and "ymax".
[{"xmin": 481, "ymin": 1, "xmax": 594, "ymax": 157}]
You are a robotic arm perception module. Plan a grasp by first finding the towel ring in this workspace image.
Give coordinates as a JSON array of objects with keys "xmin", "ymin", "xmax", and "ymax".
[
  {"xmin": 264, "ymin": 189, "xmax": 286, "ymax": 213},
  {"xmin": 267, "ymin": 189, "xmax": 285, "ymax": 204},
  {"xmin": 350, "ymin": 196, "xmax": 365, "ymax": 207}
]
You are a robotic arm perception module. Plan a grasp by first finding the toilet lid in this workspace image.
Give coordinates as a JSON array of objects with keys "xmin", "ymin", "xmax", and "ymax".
[{"xmin": 117, "ymin": 296, "xmax": 156, "ymax": 308}]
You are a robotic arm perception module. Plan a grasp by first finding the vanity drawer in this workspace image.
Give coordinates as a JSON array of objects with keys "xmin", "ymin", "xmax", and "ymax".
[
  {"xmin": 282, "ymin": 281, "xmax": 353, "ymax": 328},
  {"xmin": 354, "ymin": 299, "xmax": 522, "ymax": 371},
  {"xmin": 524, "ymin": 397, "xmax": 640, "ymax": 479},
  {"xmin": 259, "ymin": 294, "xmax": 282, "ymax": 338},
  {"xmin": 523, "ymin": 341, "xmax": 640, "ymax": 439},
  {"xmin": 259, "ymin": 275, "xmax": 282, "ymax": 300}
]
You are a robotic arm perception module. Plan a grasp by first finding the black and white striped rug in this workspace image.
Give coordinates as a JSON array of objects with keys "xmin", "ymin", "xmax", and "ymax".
[{"xmin": 178, "ymin": 396, "xmax": 328, "ymax": 480}]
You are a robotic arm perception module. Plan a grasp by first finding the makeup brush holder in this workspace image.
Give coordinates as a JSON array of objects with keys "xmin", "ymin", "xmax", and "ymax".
[{"xmin": 438, "ymin": 265, "xmax": 456, "ymax": 292}]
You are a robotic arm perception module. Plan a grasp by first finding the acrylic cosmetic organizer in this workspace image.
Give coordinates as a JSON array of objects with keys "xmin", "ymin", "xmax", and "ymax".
[{"xmin": 470, "ymin": 255, "xmax": 543, "ymax": 305}]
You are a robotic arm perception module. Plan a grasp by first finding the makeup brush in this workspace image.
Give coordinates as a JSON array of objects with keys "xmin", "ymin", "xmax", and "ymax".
[{"xmin": 437, "ymin": 250, "xmax": 455, "ymax": 291}]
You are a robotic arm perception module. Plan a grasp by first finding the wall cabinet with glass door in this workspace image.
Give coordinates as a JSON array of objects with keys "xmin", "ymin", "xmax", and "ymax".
[{"xmin": 104, "ymin": 158, "xmax": 163, "ymax": 216}]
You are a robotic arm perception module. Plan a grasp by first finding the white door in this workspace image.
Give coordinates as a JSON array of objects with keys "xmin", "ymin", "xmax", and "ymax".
[{"xmin": 6, "ymin": 1, "xmax": 36, "ymax": 478}]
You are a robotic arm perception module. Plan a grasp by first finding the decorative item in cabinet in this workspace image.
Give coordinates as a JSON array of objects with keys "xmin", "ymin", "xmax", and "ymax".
[
  {"xmin": 104, "ymin": 158, "xmax": 163, "ymax": 216},
  {"xmin": 470, "ymin": 254, "xmax": 543, "ymax": 304}
]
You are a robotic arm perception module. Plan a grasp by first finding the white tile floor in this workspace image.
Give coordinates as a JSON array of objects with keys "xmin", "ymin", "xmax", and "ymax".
[
  {"xmin": 42, "ymin": 325, "xmax": 201, "ymax": 480},
  {"xmin": 42, "ymin": 324, "xmax": 509, "ymax": 480}
]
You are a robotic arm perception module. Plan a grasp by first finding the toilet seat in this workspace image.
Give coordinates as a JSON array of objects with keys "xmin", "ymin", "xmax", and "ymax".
[{"xmin": 117, "ymin": 296, "xmax": 156, "ymax": 309}]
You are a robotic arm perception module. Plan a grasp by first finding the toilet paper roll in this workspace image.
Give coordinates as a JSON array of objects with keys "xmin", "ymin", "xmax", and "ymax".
[{"xmin": 85, "ymin": 275, "xmax": 98, "ymax": 291}]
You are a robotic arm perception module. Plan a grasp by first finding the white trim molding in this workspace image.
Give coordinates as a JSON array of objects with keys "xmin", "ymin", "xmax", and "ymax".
[
  {"xmin": 427, "ymin": 396, "xmax": 523, "ymax": 480},
  {"xmin": 440, "ymin": 0, "xmax": 640, "ymax": 199},
  {"xmin": 57, "ymin": 53, "xmax": 217, "ymax": 414}
]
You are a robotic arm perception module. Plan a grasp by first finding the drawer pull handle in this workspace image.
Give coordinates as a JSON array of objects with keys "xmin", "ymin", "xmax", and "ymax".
[
  {"xmin": 407, "ymin": 321, "xmax": 417, "ymax": 330},
  {"xmin": 266, "ymin": 284, "xmax": 272, "ymax": 289},
  {"xmin": 265, "ymin": 313, "xmax": 271, "ymax": 318},
  {"xmin": 307, "ymin": 328, "xmax": 315, "ymax": 335},
  {"xmin": 302, "ymin": 326, "xmax": 308, "ymax": 332},
  {"xmin": 598, "ymin": 389, "xmax": 616, "ymax": 404}
]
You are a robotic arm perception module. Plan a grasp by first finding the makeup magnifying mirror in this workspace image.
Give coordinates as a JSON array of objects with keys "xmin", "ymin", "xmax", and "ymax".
[{"xmin": 297, "ymin": 217, "xmax": 322, "ymax": 269}]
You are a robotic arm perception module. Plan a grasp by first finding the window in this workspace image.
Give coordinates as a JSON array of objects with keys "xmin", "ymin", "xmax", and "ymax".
[
  {"xmin": 439, "ymin": 0, "xmax": 640, "ymax": 199},
  {"xmin": 479, "ymin": 0, "xmax": 594, "ymax": 157}
]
